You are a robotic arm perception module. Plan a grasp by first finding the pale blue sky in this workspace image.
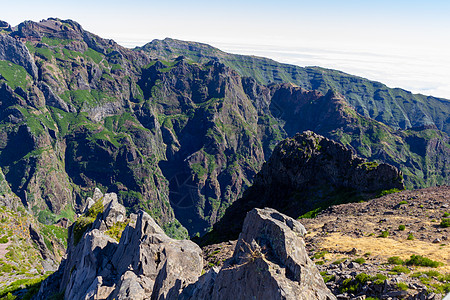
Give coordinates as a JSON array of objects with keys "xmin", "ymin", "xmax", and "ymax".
[{"xmin": 3, "ymin": 0, "xmax": 450, "ymax": 98}]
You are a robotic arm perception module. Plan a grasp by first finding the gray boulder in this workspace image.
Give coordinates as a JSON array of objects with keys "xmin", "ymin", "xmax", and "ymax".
[{"xmin": 183, "ymin": 208, "xmax": 336, "ymax": 300}]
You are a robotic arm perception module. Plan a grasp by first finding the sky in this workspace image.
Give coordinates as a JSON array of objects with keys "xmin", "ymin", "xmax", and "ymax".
[{"xmin": 3, "ymin": 0, "xmax": 450, "ymax": 98}]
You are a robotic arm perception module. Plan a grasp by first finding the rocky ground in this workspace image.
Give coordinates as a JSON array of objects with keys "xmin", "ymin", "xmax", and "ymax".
[{"xmin": 204, "ymin": 186, "xmax": 450, "ymax": 299}]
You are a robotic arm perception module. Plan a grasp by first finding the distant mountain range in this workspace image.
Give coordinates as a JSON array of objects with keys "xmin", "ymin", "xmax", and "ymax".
[
  {"xmin": 140, "ymin": 38, "xmax": 450, "ymax": 135},
  {"xmin": 0, "ymin": 18, "xmax": 449, "ymax": 240}
]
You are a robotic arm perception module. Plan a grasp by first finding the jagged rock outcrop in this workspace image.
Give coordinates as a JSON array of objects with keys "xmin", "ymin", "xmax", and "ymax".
[
  {"xmin": 182, "ymin": 208, "xmax": 336, "ymax": 300},
  {"xmin": 35, "ymin": 193, "xmax": 335, "ymax": 300},
  {"xmin": 29, "ymin": 224, "xmax": 58, "ymax": 272},
  {"xmin": 36, "ymin": 191, "xmax": 203, "ymax": 300},
  {"xmin": 0, "ymin": 20, "xmax": 11, "ymax": 30},
  {"xmin": 37, "ymin": 81, "xmax": 73, "ymax": 113},
  {"xmin": 210, "ymin": 131, "xmax": 405, "ymax": 242}
]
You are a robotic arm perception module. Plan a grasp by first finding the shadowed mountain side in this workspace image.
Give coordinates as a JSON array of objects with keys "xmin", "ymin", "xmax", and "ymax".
[
  {"xmin": 204, "ymin": 131, "xmax": 404, "ymax": 244},
  {"xmin": 268, "ymin": 85, "xmax": 450, "ymax": 189}
]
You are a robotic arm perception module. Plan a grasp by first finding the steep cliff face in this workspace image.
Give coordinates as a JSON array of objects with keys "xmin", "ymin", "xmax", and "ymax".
[
  {"xmin": 139, "ymin": 59, "xmax": 276, "ymax": 234},
  {"xmin": 0, "ymin": 18, "xmax": 185, "ymax": 236},
  {"xmin": 35, "ymin": 193, "xmax": 334, "ymax": 300},
  {"xmin": 209, "ymin": 131, "xmax": 405, "ymax": 242}
]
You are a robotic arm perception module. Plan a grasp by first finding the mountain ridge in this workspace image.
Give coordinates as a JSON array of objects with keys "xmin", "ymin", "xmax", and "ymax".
[
  {"xmin": 0, "ymin": 18, "xmax": 448, "ymax": 240},
  {"xmin": 139, "ymin": 38, "xmax": 450, "ymax": 135}
]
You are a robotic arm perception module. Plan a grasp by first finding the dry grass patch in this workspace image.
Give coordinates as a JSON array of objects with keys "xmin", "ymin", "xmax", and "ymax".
[{"xmin": 320, "ymin": 233, "xmax": 450, "ymax": 273}]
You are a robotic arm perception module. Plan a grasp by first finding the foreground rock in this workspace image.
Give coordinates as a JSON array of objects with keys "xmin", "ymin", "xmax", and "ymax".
[
  {"xmin": 35, "ymin": 190, "xmax": 202, "ymax": 299},
  {"xmin": 182, "ymin": 208, "xmax": 336, "ymax": 300},
  {"xmin": 35, "ymin": 191, "xmax": 334, "ymax": 299}
]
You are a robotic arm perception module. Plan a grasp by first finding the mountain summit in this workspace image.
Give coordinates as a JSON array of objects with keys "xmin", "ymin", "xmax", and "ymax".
[{"xmin": 208, "ymin": 131, "xmax": 405, "ymax": 242}]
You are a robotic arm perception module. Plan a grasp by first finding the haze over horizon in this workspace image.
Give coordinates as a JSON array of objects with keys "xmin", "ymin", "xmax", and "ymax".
[{"xmin": 3, "ymin": 0, "xmax": 450, "ymax": 99}]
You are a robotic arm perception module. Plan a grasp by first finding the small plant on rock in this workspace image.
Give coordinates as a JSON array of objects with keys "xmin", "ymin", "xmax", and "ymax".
[
  {"xmin": 388, "ymin": 256, "xmax": 405, "ymax": 265},
  {"xmin": 379, "ymin": 230, "xmax": 389, "ymax": 238},
  {"xmin": 313, "ymin": 250, "xmax": 328, "ymax": 260},
  {"xmin": 352, "ymin": 257, "xmax": 366, "ymax": 264},
  {"xmin": 391, "ymin": 265, "xmax": 410, "ymax": 274},
  {"xmin": 398, "ymin": 225, "xmax": 406, "ymax": 231},
  {"xmin": 440, "ymin": 218, "xmax": 450, "ymax": 228},
  {"xmin": 332, "ymin": 258, "xmax": 346, "ymax": 265}
]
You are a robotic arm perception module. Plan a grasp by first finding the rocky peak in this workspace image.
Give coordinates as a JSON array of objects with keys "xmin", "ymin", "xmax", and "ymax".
[
  {"xmin": 269, "ymin": 85, "xmax": 357, "ymax": 136},
  {"xmin": 0, "ymin": 20, "xmax": 11, "ymax": 31},
  {"xmin": 36, "ymin": 191, "xmax": 203, "ymax": 299},
  {"xmin": 209, "ymin": 131, "xmax": 404, "ymax": 242}
]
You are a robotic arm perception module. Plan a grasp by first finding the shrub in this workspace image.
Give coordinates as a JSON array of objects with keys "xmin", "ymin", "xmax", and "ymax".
[
  {"xmin": 392, "ymin": 265, "xmax": 410, "ymax": 274},
  {"xmin": 332, "ymin": 258, "xmax": 346, "ymax": 265},
  {"xmin": 407, "ymin": 233, "xmax": 414, "ymax": 240},
  {"xmin": 424, "ymin": 270, "xmax": 441, "ymax": 277},
  {"xmin": 431, "ymin": 283, "xmax": 450, "ymax": 294},
  {"xmin": 86, "ymin": 200, "xmax": 104, "ymax": 219},
  {"xmin": 397, "ymin": 282, "xmax": 408, "ymax": 291},
  {"xmin": 440, "ymin": 218, "xmax": 450, "ymax": 228},
  {"xmin": 388, "ymin": 256, "xmax": 405, "ymax": 265},
  {"xmin": 340, "ymin": 278, "xmax": 359, "ymax": 293},
  {"xmin": 439, "ymin": 273, "xmax": 450, "ymax": 282},
  {"xmin": 355, "ymin": 273, "xmax": 371, "ymax": 284},
  {"xmin": 398, "ymin": 225, "xmax": 406, "ymax": 231},
  {"xmin": 353, "ymin": 258, "xmax": 366, "ymax": 264},
  {"xmin": 105, "ymin": 220, "xmax": 129, "ymax": 242},
  {"xmin": 0, "ymin": 236, "xmax": 8, "ymax": 243},
  {"xmin": 73, "ymin": 216, "xmax": 95, "ymax": 245},
  {"xmin": 313, "ymin": 250, "xmax": 328, "ymax": 260},
  {"xmin": 379, "ymin": 230, "xmax": 389, "ymax": 238},
  {"xmin": 405, "ymin": 255, "xmax": 442, "ymax": 268},
  {"xmin": 398, "ymin": 201, "xmax": 408, "ymax": 205},
  {"xmin": 377, "ymin": 188, "xmax": 401, "ymax": 197},
  {"xmin": 443, "ymin": 212, "xmax": 450, "ymax": 217},
  {"xmin": 373, "ymin": 273, "xmax": 388, "ymax": 285},
  {"xmin": 320, "ymin": 271, "xmax": 335, "ymax": 283}
]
